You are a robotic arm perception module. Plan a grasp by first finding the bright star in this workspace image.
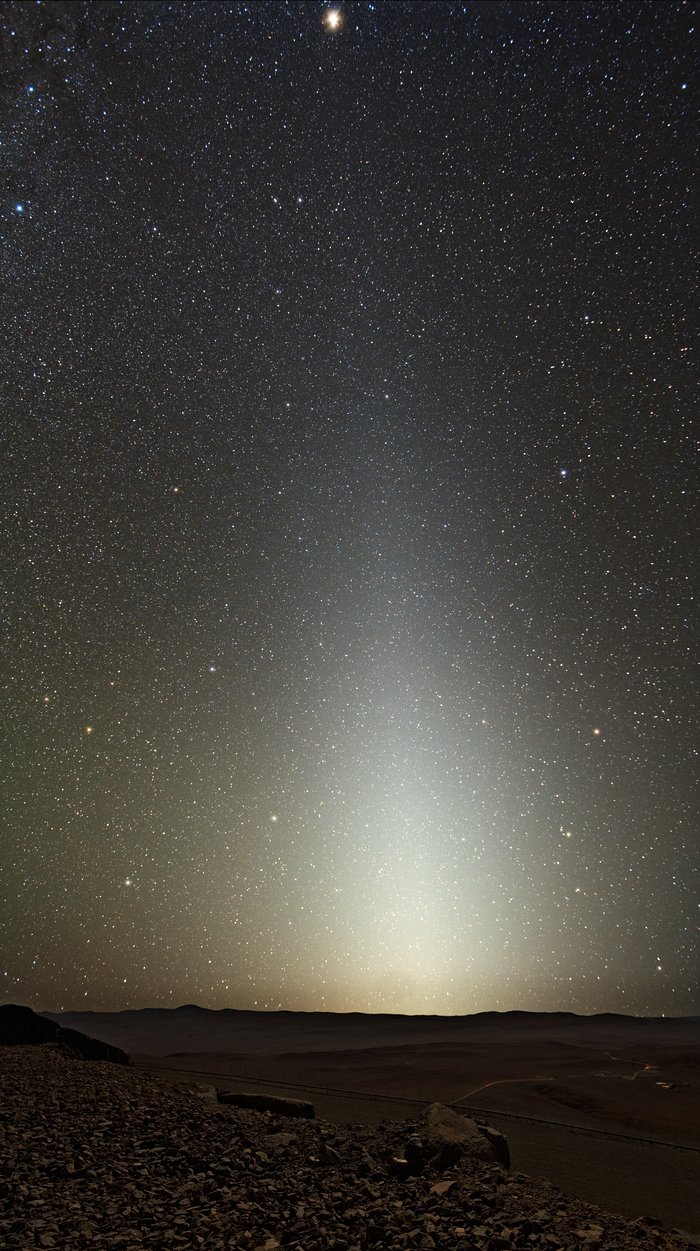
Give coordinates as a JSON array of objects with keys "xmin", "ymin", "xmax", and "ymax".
[{"xmin": 324, "ymin": 9, "xmax": 343, "ymax": 31}]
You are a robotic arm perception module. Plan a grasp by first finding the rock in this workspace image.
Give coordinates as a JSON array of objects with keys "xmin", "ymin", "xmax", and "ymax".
[
  {"xmin": 388, "ymin": 1156, "xmax": 412, "ymax": 1179},
  {"xmin": 357, "ymin": 1148, "xmax": 378, "ymax": 1175},
  {"xmin": 574, "ymin": 1227, "xmax": 605, "ymax": 1245},
  {"xmin": 317, "ymin": 1140, "xmax": 342, "ymax": 1165},
  {"xmin": 216, "ymin": 1090, "xmax": 316, "ymax": 1118},
  {"xmin": 264, "ymin": 1132, "xmax": 294, "ymax": 1149},
  {"xmin": 178, "ymin": 1083, "xmax": 217, "ymax": 1102},
  {"xmin": 476, "ymin": 1122, "xmax": 510, "ymax": 1169},
  {"xmin": 0, "ymin": 1004, "xmax": 129, "ymax": 1065},
  {"xmin": 430, "ymin": 1179, "xmax": 458, "ymax": 1196},
  {"xmin": 424, "ymin": 1103, "xmax": 506, "ymax": 1170},
  {"xmin": 405, "ymin": 1133, "xmax": 426, "ymax": 1172}
]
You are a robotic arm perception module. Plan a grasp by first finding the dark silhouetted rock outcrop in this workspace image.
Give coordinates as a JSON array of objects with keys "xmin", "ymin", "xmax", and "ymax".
[{"xmin": 0, "ymin": 1004, "xmax": 129, "ymax": 1064}]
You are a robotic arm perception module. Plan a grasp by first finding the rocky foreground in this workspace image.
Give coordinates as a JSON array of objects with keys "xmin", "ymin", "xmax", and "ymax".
[{"xmin": 0, "ymin": 1046, "xmax": 693, "ymax": 1251}]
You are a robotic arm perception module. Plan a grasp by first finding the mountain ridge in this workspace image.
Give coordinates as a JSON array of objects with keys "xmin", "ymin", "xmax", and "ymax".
[
  {"xmin": 40, "ymin": 1004, "xmax": 699, "ymax": 1023},
  {"xmin": 36, "ymin": 1004, "xmax": 700, "ymax": 1060}
]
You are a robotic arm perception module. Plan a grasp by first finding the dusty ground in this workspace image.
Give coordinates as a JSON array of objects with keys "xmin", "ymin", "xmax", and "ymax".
[
  {"xmin": 3, "ymin": 1045, "xmax": 696, "ymax": 1251},
  {"xmin": 46, "ymin": 1009, "xmax": 700, "ymax": 1234}
]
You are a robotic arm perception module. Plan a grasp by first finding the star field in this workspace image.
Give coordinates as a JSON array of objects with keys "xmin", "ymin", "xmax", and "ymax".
[{"xmin": 1, "ymin": 1, "xmax": 696, "ymax": 1016}]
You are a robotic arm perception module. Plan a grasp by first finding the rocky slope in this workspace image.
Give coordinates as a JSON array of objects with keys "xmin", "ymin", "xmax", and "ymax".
[
  {"xmin": 0, "ymin": 1004, "xmax": 129, "ymax": 1065},
  {"xmin": 0, "ymin": 1046, "xmax": 694, "ymax": 1251}
]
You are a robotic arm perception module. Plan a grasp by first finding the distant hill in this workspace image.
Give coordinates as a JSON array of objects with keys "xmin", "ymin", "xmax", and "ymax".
[
  {"xmin": 0, "ymin": 1003, "xmax": 129, "ymax": 1064},
  {"xmin": 37, "ymin": 1004, "xmax": 700, "ymax": 1058}
]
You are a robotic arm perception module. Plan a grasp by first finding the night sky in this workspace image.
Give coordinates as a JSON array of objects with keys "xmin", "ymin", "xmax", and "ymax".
[{"xmin": 2, "ymin": 1, "xmax": 696, "ymax": 1017}]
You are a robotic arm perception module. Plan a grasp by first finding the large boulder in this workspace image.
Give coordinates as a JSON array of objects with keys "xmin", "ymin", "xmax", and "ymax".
[
  {"xmin": 0, "ymin": 1004, "xmax": 129, "ymax": 1065},
  {"xmin": 424, "ymin": 1103, "xmax": 509, "ymax": 1170},
  {"xmin": 217, "ymin": 1090, "xmax": 316, "ymax": 1119}
]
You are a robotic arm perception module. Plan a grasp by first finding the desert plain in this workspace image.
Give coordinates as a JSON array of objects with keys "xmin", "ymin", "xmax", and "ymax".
[{"xmin": 44, "ymin": 1008, "xmax": 700, "ymax": 1235}]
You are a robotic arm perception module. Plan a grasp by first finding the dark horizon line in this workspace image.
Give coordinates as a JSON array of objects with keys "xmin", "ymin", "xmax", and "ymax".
[{"xmin": 32, "ymin": 1003, "xmax": 700, "ymax": 1024}]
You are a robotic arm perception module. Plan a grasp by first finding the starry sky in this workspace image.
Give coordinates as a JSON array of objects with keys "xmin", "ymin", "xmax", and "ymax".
[{"xmin": 2, "ymin": 1, "xmax": 696, "ymax": 1018}]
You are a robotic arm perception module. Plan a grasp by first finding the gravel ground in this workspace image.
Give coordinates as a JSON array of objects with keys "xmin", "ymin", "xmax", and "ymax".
[{"xmin": 0, "ymin": 1046, "xmax": 695, "ymax": 1251}]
